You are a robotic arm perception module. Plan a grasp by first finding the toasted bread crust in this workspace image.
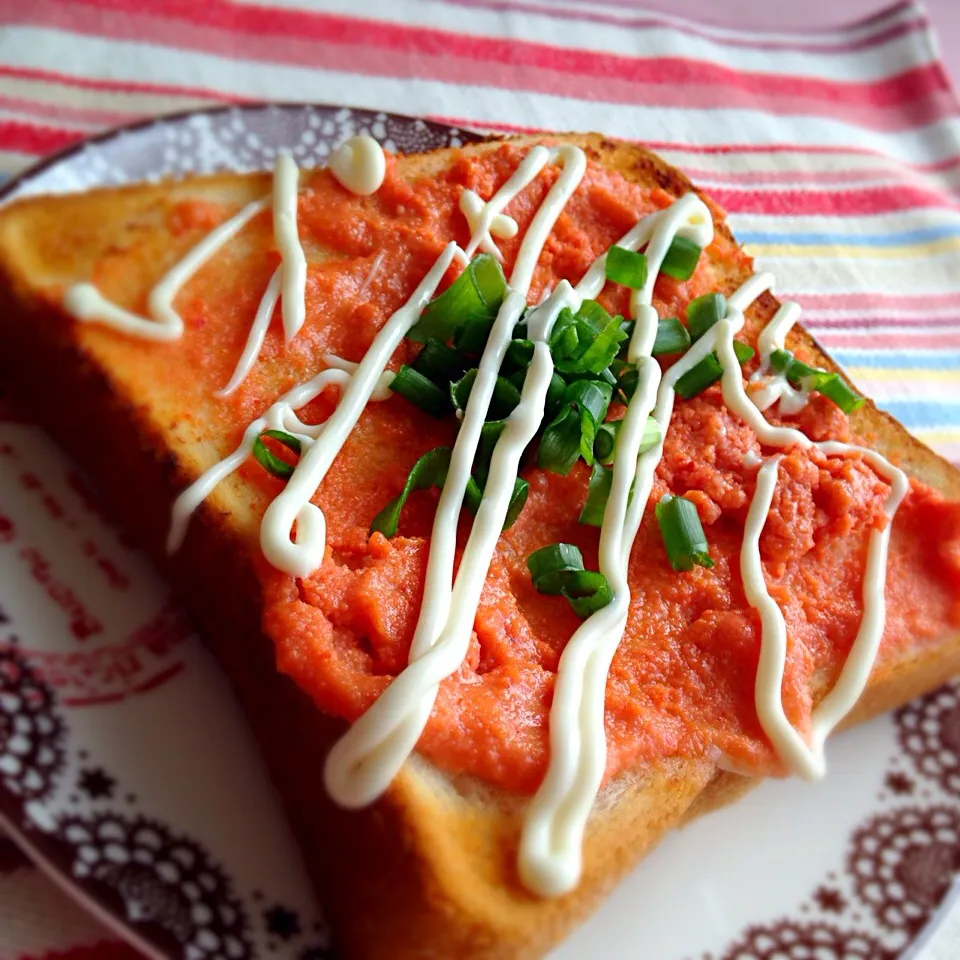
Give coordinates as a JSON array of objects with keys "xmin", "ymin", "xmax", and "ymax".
[{"xmin": 1, "ymin": 133, "xmax": 958, "ymax": 959}]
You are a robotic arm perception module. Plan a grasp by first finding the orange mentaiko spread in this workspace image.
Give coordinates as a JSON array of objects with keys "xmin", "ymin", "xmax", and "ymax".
[{"xmin": 136, "ymin": 145, "xmax": 960, "ymax": 795}]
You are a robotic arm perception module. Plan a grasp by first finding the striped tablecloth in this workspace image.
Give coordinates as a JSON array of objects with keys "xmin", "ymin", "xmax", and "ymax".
[{"xmin": 1, "ymin": 1, "xmax": 959, "ymax": 958}]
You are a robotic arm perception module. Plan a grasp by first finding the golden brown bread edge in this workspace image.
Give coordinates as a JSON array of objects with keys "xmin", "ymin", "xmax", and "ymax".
[{"xmin": 1, "ymin": 132, "xmax": 959, "ymax": 959}]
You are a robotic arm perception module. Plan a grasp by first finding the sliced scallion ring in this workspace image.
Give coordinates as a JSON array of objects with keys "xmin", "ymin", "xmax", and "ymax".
[
  {"xmin": 579, "ymin": 462, "xmax": 613, "ymax": 527},
  {"xmin": 391, "ymin": 365, "xmax": 453, "ymax": 417},
  {"xmin": 661, "ymin": 235, "xmax": 703, "ymax": 281},
  {"xmin": 252, "ymin": 429, "xmax": 302, "ymax": 480},
  {"xmin": 652, "ymin": 316, "xmax": 692, "ymax": 357},
  {"xmin": 687, "ymin": 293, "xmax": 727, "ymax": 341},
  {"xmin": 411, "ymin": 339, "xmax": 469, "ymax": 385},
  {"xmin": 655, "ymin": 494, "xmax": 714, "ymax": 571},
  {"xmin": 450, "ymin": 368, "xmax": 522, "ymax": 420},
  {"xmin": 593, "ymin": 415, "xmax": 661, "ymax": 466},
  {"xmin": 370, "ymin": 446, "xmax": 451, "ymax": 537},
  {"xmin": 527, "ymin": 542, "xmax": 613, "ymax": 617},
  {"xmin": 605, "ymin": 245, "xmax": 649, "ymax": 289},
  {"xmin": 673, "ymin": 341, "xmax": 754, "ymax": 399},
  {"xmin": 407, "ymin": 254, "xmax": 507, "ymax": 343}
]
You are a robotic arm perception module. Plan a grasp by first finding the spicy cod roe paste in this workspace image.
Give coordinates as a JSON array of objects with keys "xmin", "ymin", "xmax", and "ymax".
[{"xmin": 249, "ymin": 145, "xmax": 960, "ymax": 794}]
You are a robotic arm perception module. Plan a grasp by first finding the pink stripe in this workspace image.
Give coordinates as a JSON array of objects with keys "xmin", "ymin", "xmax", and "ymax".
[
  {"xmin": 709, "ymin": 184, "xmax": 960, "ymax": 215},
  {"xmin": 790, "ymin": 291, "xmax": 960, "ymax": 310},
  {"xmin": 680, "ymin": 165, "xmax": 957, "ymax": 187},
  {"xmin": 818, "ymin": 331, "xmax": 960, "ymax": 349},
  {"xmin": 0, "ymin": 63, "xmax": 238, "ymax": 104},
  {"xmin": 437, "ymin": 0, "xmax": 927, "ymax": 56},
  {"xmin": 0, "ymin": 92, "xmax": 131, "ymax": 128},
  {"xmin": 4, "ymin": 0, "xmax": 953, "ymax": 130},
  {"xmin": 808, "ymin": 314, "xmax": 960, "ymax": 329}
]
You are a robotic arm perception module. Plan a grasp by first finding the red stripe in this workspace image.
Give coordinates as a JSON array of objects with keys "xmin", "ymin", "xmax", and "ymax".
[
  {"xmin": 681, "ymin": 165, "xmax": 958, "ymax": 187},
  {"xmin": 794, "ymin": 290, "xmax": 960, "ymax": 310},
  {"xmin": 0, "ymin": 93, "xmax": 128, "ymax": 128},
  {"xmin": 708, "ymin": 183, "xmax": 960, "ymax": 216},
  {"xmin": 61, "ymin": 691, "xmax": 126, "ymax": 707},
  {"xmin": 5, "ymin": 0, "xmax": 954, "ymax": 130},
  {"xmin": 131, "ymin": 661, "xmax": 184, "ymax": 694},
  {"xmin": 0, "ymin": 119, "xmax": 82, "ymax": 155}
]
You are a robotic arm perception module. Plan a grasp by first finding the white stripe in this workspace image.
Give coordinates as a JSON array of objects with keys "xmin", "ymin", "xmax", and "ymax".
[
  {"xmin": 730, "ymin": 208, "xmax": 960, "ymax": 236},
  {"xmin": 751, "ymin": 256, "xmax": 960, "ymax": 293}
]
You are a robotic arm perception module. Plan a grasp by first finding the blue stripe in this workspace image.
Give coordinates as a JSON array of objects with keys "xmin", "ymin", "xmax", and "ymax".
[
  {"xmin": 878, "ymin": 399, "xmax": 960, "ymax": 429},
  {"xmin": 831, "ymin": 349, "xmax": 960, "ymax": 370},
  {"xmin": 737, "ymin": 223, "xmax": 960, "ymax": 247}
]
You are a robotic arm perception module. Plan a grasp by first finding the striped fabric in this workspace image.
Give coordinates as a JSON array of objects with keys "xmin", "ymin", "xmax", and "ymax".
[{"xmin": 0, "ymin": 0, "xmax": 958, "ymax": 956}]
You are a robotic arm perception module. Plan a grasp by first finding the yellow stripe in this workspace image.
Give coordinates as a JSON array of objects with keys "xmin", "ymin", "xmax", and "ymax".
[
  {"xmin": 910, "ymin": 427, "xmax": 960, "ymax": 444},
  {"xmin": 845, "ymin": 368, "xmax": 960, "ymax": 383},
  {"xmin": 746, "ymin": 238, "xmax": 960, "ymax": 259}
]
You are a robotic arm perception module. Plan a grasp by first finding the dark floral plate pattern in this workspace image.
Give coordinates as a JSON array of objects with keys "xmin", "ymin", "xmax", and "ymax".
[{"xmin": 0, "ymin": 104, "xmax": 958, "ymax": 960}]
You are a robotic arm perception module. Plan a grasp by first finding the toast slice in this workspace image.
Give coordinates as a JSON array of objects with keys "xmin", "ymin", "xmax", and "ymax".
[{"xmin": 1, "ymin": 133, "xmax": 959, "ymax": 959}]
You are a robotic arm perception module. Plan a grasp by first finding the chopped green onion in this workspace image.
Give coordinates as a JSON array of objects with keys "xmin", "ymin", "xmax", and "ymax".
[
  {"xmin": 391, "ymin": 365, "xmax": 452, "ymax": 417},
  {"xmin": 472, "ymin": 420, "xmax": 505, "ymax": 488},
  {"xmin": 504, "ymin": 338, "xmax": 535, "ymax": 373},
  {"xmin": 450, "ymin": 368, "xmax": 522, "ymax": 420},
  {"xmin": 652, "ymin": 316, "xmax": 692, "ymax": 357},
  {"xmin": 611, "ymin": 359, "xmax": 639, "ymax": 404},
  {"xmin": 411, "ymin": 339, "xmax": 469, "ymax": 385},
  {"xmin": 593, "ymin": 415, "xmax": 661, "ymax": 465},
  {"xmin": 513, "ymin": 318, "xmax": 528, "ymax": 339},
  {"xmin": 370, "ymin": 447, "xmax": 451, "ymax": 537},
  {"xmin": 538, "ymin": 379, "xmax": 612, "ymax": 473},
  {"xmin": 526, "ymin": 542, "xmax": 613, "ymax": 618},
  {"xmin": 579, "ymin": 462, "xmax": 613, "ymax": 527},
  {"xmin": 464, "ymin": 475, "xmax": 529, "ymax": 529},
  {"xmin": 550, "ymin": 301, "xmax": 627, "ymax": 376},
  {"xmin": 407, "ymin": 254, "xmax": 507, "ymax": 343},
  {"xmin": 687, "ymin": 293, "xmax": 727, "ymax": 340},
  {"xmin": 655, "ymin": 494, "xmax": 714, "ymax": 571},
  {"xmin": 674, "ymin": 341, "xmax": 754, "ymax": 399},
  {"xmin": 661, "ymin": 236, "xmax": 703, "ymax": 281},
  {"xmin": 807, "ymin": 373, "xmax": 864, "ymax": 413},
  {"xmin": 545, "ymin": 371, "xmax": 566, "ymax": 419},
  {"xmin": 605, "ymin": 245, "xmax": 648, "ymax": 289},
  {"xmin": 769, "ymin": 348, "xmax": 793, "ymax": 374},
  {"xmin": 252, "ymin": 429, "xmax": 302, "ymax": 480},
  {"xmin": 537, "ymin": 406, "xmax": 582, "ymax": 475},
  {"xmin": 765, "ymin": 349, "xmax": 865, "ymax": 413},
  {"xmin": 454, "ymin": 313, "xmax": 496, "ymax": 355}
]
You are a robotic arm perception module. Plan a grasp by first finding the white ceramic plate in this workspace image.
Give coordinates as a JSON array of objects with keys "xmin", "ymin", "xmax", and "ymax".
[{"xmin": 1, "ymin": 105, "xmax": 958, "ymax": 960}]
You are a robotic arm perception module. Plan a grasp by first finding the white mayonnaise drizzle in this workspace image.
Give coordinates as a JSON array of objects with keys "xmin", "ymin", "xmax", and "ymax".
[
  {"xmin": 459, "ymin": 188, "xmax": 519, "ymax": 260},
  {"xmin": 63, "ymin": 198, "xmax": 269, "ymax": 341},
  {"xmin": 328, "ymin": 135, "xmax": 387, "ymax": 196},
  {"xmin": 259, "ymin": 242, "xmax": 462, "ymax": 577},
  {"xmin": 217, "ymin": 266, "xmax": 282, "ymax": 398},
  {"xmin": 168, "ymin": 356, "xmax": 393, "ymax": 553},
  {"xmin": 323, "ymin": 145, "xmax": 588, "ymax": 808},
  {"xmin": 273, "ymin": 151, "xmax": 308, "ymax": 343},
  {"xmin": 748, "ymin": 299, "xmax": 810, "ymax": 415},
  {"xmin": 519, "ymin": 193, "xmax": 715, "ymax": 897}
]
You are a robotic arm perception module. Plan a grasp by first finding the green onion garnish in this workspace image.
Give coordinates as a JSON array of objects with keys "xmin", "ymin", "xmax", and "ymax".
[
  {"xmin": 391, "ymin": 365, "xmax": 452, "ymax": 417},
  {"xmin": 450, "ymin": 368, "xmax": 522, "ymax": 420},
  {"xmin": 579, "ymin": 462, "xmax": 612, "ymax": 527},
  {"xmin": 550, "ymin": 301, "xmax": 627, "ymax": 376},
  {"xmin": 504, "ymin": 338, "xmax": 535, "ymax": 373},
  {"xmin": 593, "ymin": 415, "xmax": 661, "ymax": 465},
  {"xmin": 370, "ymin": 446, "xmax": 451, "ymax": 537},
  {"xmin": 655, "ymin": 494, "xmax": 714, "ymax": 571},
  {"xmin": 808, "ymin": 372, "xmax": 864, "ymax": 413},
  {"xmin": 687, "ymin": 293, "xmax": 727, "ymax": 341},
  {"xmin": 764, "ymin": 349, "xmax": 865, "ymax": 413},
  {"xmin": 527, "ymin": 542, "xmax": 613, "ymax": 618},
  {"xmin": 412, "ymin": 339, "xmax": 469, "ymax": 385},
  {"xmin": 407, "ymin": 254, "xmax": 507, "ymax": 343},
  {"xmin": 661, "ymin": 236, "xmax": 703, "ymax": 281},
  {"xmin": 611, "ymin": 358, "xmax": 639, "ymax": 404},
  {"xmin": 538, "ymin": 379, "xmax": 613, "ymax": 474},
  {"xmin": 652, "ymin": 316, "xmax": 692, "ymax": 357},
  {"xmin": 464, "ymin": 475, "xmax": 529, "ymax": 529},
  {"xmin": 252, "ymin": 429, "xmax": 302, "ymax": 480},
  {"xmin": 472, "ymin": 420, "xmax": 506, "ymax": 488},
  {"xmin": 545, "ymin": 371, "xmax": 566, "ymax": 419},
  {"xmin": 674, "ymin": 341, "xmax": 754, "ymax": 399},
  {"xmin": 454, "ymin": 313, "xmax": 496, "ymax": 355},
  {"xmin": 605, "ymin": 246, "xmax": 648, "ymax": 289}
]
